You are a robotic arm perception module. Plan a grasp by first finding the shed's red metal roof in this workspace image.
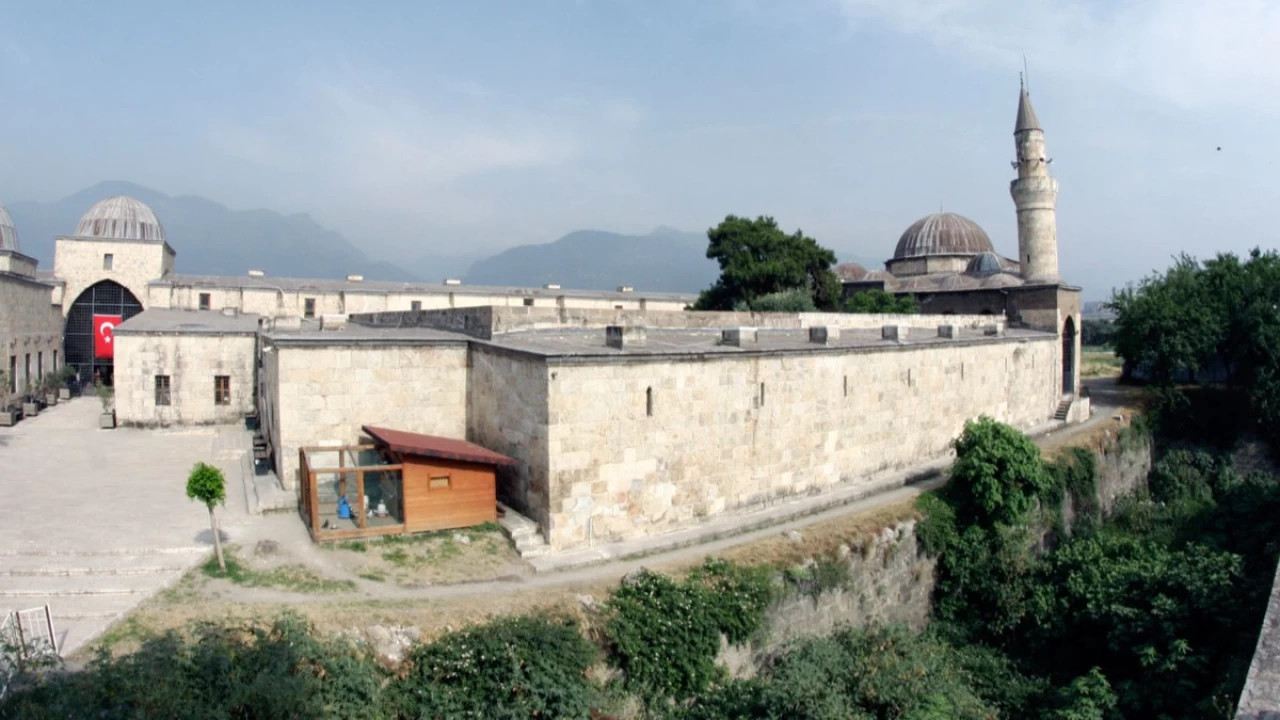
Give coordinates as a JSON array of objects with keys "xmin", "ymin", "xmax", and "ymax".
[{"xmin": 362, "ymin": 426, "xmax": 516, "ymax": 468}]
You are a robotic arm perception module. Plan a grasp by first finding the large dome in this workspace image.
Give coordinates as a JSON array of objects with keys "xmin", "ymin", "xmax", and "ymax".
[
  {"xmin": 75, "ymin": 195, "xmax": 165, "ymax": 242},
  {"xmin": 0, "ymin": 203, "xmax": 17, "ymax": 252},
  {"xmin": 893, "ymin": 212, "xmax": 994, "ymax": 260}
]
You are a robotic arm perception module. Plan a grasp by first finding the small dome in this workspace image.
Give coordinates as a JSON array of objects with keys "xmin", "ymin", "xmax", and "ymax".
[
  {"xmin": 75, "ymin": 195, "xmax": 165, "ymax": 242},
  {"xmin": 893, "ymin": 212, "xmax": 994, "ymax": 260},
  {"xmin": 966, "ymin": 251, "xmax": 1005, "ymax": 276},
  {"xmin": 0, "ymin": 203, "xmax": 17, "ymax": 252},
  {"xmin": 835, "ymin": 262, "xmax": 868, "ymax": 282}
]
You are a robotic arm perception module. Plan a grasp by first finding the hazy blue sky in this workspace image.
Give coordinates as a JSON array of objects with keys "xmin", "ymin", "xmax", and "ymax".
[{"xmin": 2, "ymin": 0, "xmax": 1278, "ymax": 298}]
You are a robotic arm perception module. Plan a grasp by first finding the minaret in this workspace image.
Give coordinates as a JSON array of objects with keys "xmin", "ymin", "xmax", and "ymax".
[{"xmin": 1009, "ymin": 78, "xmax": 1059, "ymax": 282}]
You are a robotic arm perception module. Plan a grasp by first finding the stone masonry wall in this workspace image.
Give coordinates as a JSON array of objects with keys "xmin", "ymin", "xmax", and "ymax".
[
  {"xmin": 55, "ymin": 238, "xmax": 170, "ymax": 315},
  {"xmin": 113, "ymin": 332, "xmax": 257, "ymax": 426},
  {"xmin": 0, "ymin": 273, "xmax": 63, "ymax": 399},
  {"xmin": 268, "ymin": 343, "xmax": 469, "ymax": 489},
  {"xmin": 466, "ymin": 346, "xmax": 552, "ymax": 528},
  {"xmin": 544, "ymin": 335, "xmax": 1060, "ymax": 550}
]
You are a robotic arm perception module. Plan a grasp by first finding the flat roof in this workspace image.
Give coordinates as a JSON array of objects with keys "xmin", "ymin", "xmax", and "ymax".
[
  {"xmin": 114, "ymin": 308, "xmax": 260, "ymax": 335},
  {"xmin": 264, "ymin": 323, "xmax": 469, "ymax": 346},
  {"xmin": 481, "ymin": 325, "xmax": 1052, "ymax": 360},
  {"xmin": 149, "ymin": 272, "xmax": 695, "ymax": 302},
  {"xmin": 363, "ymin": 425, "xmax": 516, "ymax": 467}
]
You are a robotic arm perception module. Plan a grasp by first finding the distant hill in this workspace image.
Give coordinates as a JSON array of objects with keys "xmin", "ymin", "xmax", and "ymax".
[
  {"xmin": 465, "ymin": 227, "xmax": 719, "ymax": 293},
  {"xmin": 7, "ymin": 181, "xmax": 420, "ymax": 282}
]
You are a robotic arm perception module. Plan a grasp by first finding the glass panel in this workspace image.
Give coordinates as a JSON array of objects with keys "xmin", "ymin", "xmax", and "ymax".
[{"xmin": 363, "ymin": 469, "xmax": 405, "ymax": 527}]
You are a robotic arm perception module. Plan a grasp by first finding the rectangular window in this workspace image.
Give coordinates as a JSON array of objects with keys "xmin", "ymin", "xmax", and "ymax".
[
  {"xmin": 199, "ymin": 293, "xmax": 211, "ymax": 311},
  {"xmin": 37, "ymin": 352, "xmax": 43, "ymax": 382},
  {"xmin": 759, "ymin": 382, "xmax": 766, "ymax": 407},
  {"xmin": 523, "ymin": 298, "xmax": 534, "ymax": 307},
  {"xmin": 429, "ymin": 475, "xmax": 451, "ymax": 490},
  {"xmin": 8, "ymin": 356, "xmax": 15, "ymax": 394},
  {"xmin": 53, "ymin": 350, "xmax": 58, "ymax": 370},
  {"xmin": 410, "ymin": 300, "xmax": 422, "ymax": 312},
  {"xmin": 155, "ymin": 375, "xmax": 171, "ymax": 406},
  {"xmin": 103, "ymin": 254, "xmax": 113, "ymax": 270},
  {"xmin": 214, "ymin": 375, "xmax": 230, "ymax": 406},
  {"xmin": 304, "ymin": 298, "xmax": 316, "ymax": 318}
]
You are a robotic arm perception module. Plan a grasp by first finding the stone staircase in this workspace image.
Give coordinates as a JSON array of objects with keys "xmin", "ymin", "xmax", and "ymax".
[
  {"xmin": 1054, "ymin": 396, "xmax": 1073, "ymax": 421},
  {"xmin": 497, "ymin": 503, "xmax": 549, "ymax": 559},
  {"xmin": 0, "ymin": 548, "xmax": 208, "ymax": 656}
]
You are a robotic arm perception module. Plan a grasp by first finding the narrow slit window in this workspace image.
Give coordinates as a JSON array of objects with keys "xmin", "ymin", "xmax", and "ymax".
[
  {"xmin": 155, "ymin": 375, "xmax": 171, "ymax": 406},
  {"xmin": 843, "ymin": 375, "xmax": 848, "ymax": 397},
  {"xmin": 199, "ymin": 293, "xmax": 211, "ymax": 310},
  {"xmin": 646, "ymin": 386, "xmax": 654, "ymax": 416},
  {"xmin": 759, "ymin": 382, "xmax": 766, "ymax": 407},
  {"xmin": 304, "ymin": 298, "xmax": 316, "ymax": 318},
  {"xmin": 103, "ymin": 253, "xmax": 113, "ymax": 270}
]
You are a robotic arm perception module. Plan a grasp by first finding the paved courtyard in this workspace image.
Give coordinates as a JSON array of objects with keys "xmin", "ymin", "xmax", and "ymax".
[{"xmin": 0, "ymin": 397, "xmax": 263, "ymax": 654}]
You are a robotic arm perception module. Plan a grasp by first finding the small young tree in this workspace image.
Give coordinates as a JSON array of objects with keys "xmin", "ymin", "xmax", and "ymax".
[
  {"xmin": 187, "ymin": 462, "xmax": 227, "ymax": 572},
  {"xmin": 0, "ymin": 369, "xmax": 11, "ymax": 411}
]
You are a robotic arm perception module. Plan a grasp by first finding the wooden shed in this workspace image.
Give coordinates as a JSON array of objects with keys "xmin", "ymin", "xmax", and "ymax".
[{"xmin": 299, "ymin": 426, "xmax": 514, "ymax": 542}]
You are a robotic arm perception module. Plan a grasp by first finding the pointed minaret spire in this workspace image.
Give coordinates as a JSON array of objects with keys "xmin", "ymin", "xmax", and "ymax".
[{"xmin": 1009, "ymin": 76, "xmax": 1059, "ymax": 282}]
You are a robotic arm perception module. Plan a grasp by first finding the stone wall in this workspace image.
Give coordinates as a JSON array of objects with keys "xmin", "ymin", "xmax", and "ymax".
[
  {"xmin": 54, "ymin": 237, "xmax": 171, "ymax": 315},
  {"xmin": 113, "ymin": 332, "xmax": 257, "ymax": 426},
  {"xmin": 1237, "ymin": 561, "xmax": 1280, "ymax": 719},
  {"xmin": 0, "ymin": 272, "xmax": 64, "ymax": 400},
  {"xmin": 265, "ymin": 341, "xmax": 469, "ymax": 489},
  {"xmin": 466, "ymin": 346, "xmax": 552, "ymax": 528},
  {"xmin": 543, "ymin": 334, "xmax": 1060, "ymax": 550}
]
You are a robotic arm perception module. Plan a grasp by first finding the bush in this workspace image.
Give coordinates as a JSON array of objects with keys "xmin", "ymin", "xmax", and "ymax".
[
  {"xmin": 947, "ymin": 417, "xmax": 1054, "ymax": 528},
  {"xmin": 748, "ymin": 288, "xmax": 817, "ymax": 312},
  {"xmin": 842, "ymin": 289, "xmax": 916, "ymax": 314},
  {"xmin": 386, "ymin": 613, "xmax": 599, "ymax": 720}
]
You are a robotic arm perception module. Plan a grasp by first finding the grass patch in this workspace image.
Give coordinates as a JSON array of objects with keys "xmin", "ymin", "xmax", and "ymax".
[
  {"xmin": 202, "ymin": 549, "xmax": 356, "ymax": 594},
  {"xmin": 95, "ymin": 614, "xmax": 153, "ymax": 651},
  {"xmin": 327, "ymin": 540, "xmax": 368, "ymax": 553},
  {"xmin": 358, "ymin": 570, "xmax": 387, "ymax": 583},
  {"xmin": 1082, "ymin": 349, "xmax": 1123, "ymax": 378}
]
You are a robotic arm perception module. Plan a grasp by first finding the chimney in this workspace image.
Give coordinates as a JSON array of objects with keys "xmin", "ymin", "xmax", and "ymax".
[
  {"xmin": 721, "ymin": 327, "xmax": 758, "ymax": 347},
  {"xmin": 221, "ymin": 307, "xmax": 238, "ymax": 317},
  {"xmin": 617, "ymin": 285, "xmax": 635, "ymax": 293},
  {"xmin": 247, "ymin": 269, "xmax": 265, "ymax": 278},
  {"xmin": 320, "ymin": 314, "xmax": 348, "ymax": 331},
  {"xmin": 882, "ymin": 325, "xmax": 909, "ymax": 341},
  {"xmin": 346, "ymin": 274, "xmax": 364, "ymax": 283},
  {"xmin": 543, "ymin": 283, "xmax": 561, "ymax": 290},
  {"xmin": 937, "ymin": 324, "xmax": 959, "ymax": 339},
  {"xmin": 606, "ymin": 325, "xmax": 646, "ymax": 349},
  {"xmin": 809, "ymin": 326, "xmax": 839, "ymax": 344},
  {"xmin": 443, "ymin": 278, "xmax": 462, "ymax": 286},
  {"xmin": 983, "ymin": 322, "xmax": 1006, "ymax": 337}
]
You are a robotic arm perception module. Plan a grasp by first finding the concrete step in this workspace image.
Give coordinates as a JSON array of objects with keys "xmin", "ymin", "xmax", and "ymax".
[
  {"xmin": 0, "ymin": 547, "xmax": 207, "ymax": 558},
  {"xmin": 2, "ymin": 593, "xmax": 143, "ymax": 620},
  {"xmin": 517, "ymin": 545, "xmax": 551, "ymax": 559},
  {"xmin": 0, "ymin": 554, "xmax": 197, "ymax": 577},
  {"xmin": 0, "ymin": 572, "xmax": 173, "ymax": 600}
]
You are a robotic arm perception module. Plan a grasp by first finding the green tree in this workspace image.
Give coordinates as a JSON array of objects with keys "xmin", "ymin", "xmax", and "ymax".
[
  {"xmin": 842, "ymin": 289, "xmax": 917, "ymax": 314},
  {"xmin": 739, "ymin": 288, "xmax": 818, "ymax": 312},
  {"xmin": 695, "ymin": 215, "xmax": 841, "ymax": 311},
  {"xmin": 948, "ymin": 417, "xmax": 1053, "ymax": 528},
  {"xmin": 187, "ymin": 462, "xmax": 227, "ymax": 572}
]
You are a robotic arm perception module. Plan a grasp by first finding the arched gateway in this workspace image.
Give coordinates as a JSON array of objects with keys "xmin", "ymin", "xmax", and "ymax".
[
  {"xmin": 1062, "ymin": 316, "xmax": 1076, "ymax": 395},
  {"xmin": 64, "ymin": 280, "xmax": 143, "ymax": 387}
]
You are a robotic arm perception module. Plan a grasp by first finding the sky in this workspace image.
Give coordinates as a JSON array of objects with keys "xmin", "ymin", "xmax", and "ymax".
[{"xmin": 3, "ymin": 0, "xmax": 1279, "ymax": 299}]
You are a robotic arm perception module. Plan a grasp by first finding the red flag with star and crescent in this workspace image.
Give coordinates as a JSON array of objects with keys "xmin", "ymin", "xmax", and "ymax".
[{"xmin": 94, "ymin": 315, "xmax": 122, "ymax": 359}]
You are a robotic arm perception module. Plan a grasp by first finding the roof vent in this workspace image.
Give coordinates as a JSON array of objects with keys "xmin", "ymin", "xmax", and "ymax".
[
  {"xmin": 937, "ymin": 324, "xmax": 959, "ymax": 339},
  {"xmin": 606, "ymin": 325, "xmax": 646, "ymax": 349},
  {"xmin": 320, "ymin": 314, "xmax": 348, "ymax": 331},
  {"xmin": 983, "ymin": 322, "xmax": 1006, "ymax": 337},
  {"xmin": 221, "ymin": 307, "xmax": 238, "ymax": 317},
  {"xmin": 809, "ymin": 326, "xmax": 840, "ymax": 344},
  {"xmin": 247, "ymin": 269, "xmax": 265, "ymax": 278},
  {"xmin": 346, "ymin": 274, "xmax": 364, "ymax": 283},
  {"xmin": 721, "ymin": 327, "xmax": 758, "ymax": 347},
  {"xmin": 882, "ymin": 325, "xmax": 909, "ymax": 341},
  {"xmin": 443, "ymin": 278, "xmax": 462, "ymax": 286},
  {"xmin": 617, "ymin": 285, "xmax": 634, "ymax": 293},
  {"xmin": 543, "ymin": 283, "xmax": 561, "ymax": 290}
]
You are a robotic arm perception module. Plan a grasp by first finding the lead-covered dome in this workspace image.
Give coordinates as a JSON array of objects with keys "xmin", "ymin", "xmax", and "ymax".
[
  {"xmin": 0, "ymin": 203, "xmax": 18, "ymax": 252},
  {"xmin": 75, "ymin": 195, "xmax": 165, "ymax": 242},
  {"xmin": 893, "ymin": 212, "xmax": 993, "ymax": 260},
  {"xmin": 965, "ymin": 251, "xmax": 1005, "ymax": 276}
]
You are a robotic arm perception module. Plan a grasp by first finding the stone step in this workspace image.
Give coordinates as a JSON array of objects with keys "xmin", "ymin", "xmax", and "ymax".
[
  {"xmin": 0, "ymin": 547, "xmax": 207, "ymax": 558},
  {"xmin": 2, "ymin": 593, "xmax": 143, "ymax": 620},
  {"xmin": 0, "ymin": 554, "xmax": 198, "ymax": 577},
  {"xmin": 0, "ymin": 572, "xmax": 173, "ymax": 600},
  {"xmin": 517, "ymin": 545, "xmax": 551, "ymax": 559}
]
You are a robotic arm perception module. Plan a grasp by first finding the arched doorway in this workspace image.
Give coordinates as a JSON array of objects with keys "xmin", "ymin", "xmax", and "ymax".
[
  {"xmin": 64, "ymin": 280, "xmax": 143, "ymax": 388},
  {"xmin": 1062, "ymin": 316, "xmax": 1077, "ymax": 395}
]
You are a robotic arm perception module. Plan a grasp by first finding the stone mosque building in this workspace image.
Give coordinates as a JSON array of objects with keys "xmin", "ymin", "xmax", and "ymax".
[{"xmin": 0, "ymin": 83, "xmax": 1085, "ymax": 551}]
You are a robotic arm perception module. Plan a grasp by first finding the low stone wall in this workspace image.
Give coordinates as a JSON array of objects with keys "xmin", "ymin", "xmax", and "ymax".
[{"xmin": 1237, "ymin": 561, "xmax": 1280, "ymax": 719}]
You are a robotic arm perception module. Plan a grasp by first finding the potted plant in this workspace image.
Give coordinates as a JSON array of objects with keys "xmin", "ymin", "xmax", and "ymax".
[
  {"xmin": 21, "ymin": 378, "xmax": 40, "ymax": 417},
  {"xmin": 58, "ymin": 366, "xmax": 75, "ymax": 400},
  {"xmin": 96, "ymin": 380, "xmax": 115, "ymax": 429},
  {"xmin": 0, "ymin": 370, "xmax": 16, "ymax": 426},
  {"xmin": 43, "ymin": 372, "xmax": 60, "ymax": 407}
]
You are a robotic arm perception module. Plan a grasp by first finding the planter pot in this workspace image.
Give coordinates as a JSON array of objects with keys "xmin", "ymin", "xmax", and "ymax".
[
  {"xmin": 58, "ymin": 388, "xmax": 71, "ymax": 400},
  {"xmin": 99, "ymin": 412, "xmax": 116, "ymax": 429},
  {"xmin": 45, "ymin": 393, "xmax": 58, "ymax": 406},
  {"xmin": 22, "ymin": 402, "xmax": 38, "ymax": 417},
  {"xmin": 0, "ymin": 409, "xmax": 17, "ymax": 426}
]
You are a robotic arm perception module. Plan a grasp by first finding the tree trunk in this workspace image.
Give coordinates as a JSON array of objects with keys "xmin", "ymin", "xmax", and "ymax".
[{"xmin": 209, "ymin": 505, "xmax": 226, "ymax": 573}]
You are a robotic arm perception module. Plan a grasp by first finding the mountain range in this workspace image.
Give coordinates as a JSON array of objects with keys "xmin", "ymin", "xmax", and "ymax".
[{"xmin": 6, "ymin": 182, "xmax": 880, "ymax": 294}]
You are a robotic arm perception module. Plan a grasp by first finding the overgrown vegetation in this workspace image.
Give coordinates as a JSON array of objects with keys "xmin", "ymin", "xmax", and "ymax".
[
  {"xmin": 201, "ymin": 547, "xmax": 357, "ymax": 594},
  {"xmin": 842, "ymin": 289, "xmax": 917, "ymax": 314}
]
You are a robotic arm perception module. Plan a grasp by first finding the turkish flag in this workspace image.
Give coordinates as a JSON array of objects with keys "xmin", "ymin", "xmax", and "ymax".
[{"xmin": 94, "ymin": 315, "xmax": 122, "ymax": 359}]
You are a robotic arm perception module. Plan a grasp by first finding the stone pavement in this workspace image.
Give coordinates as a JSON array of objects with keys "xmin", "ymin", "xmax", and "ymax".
[{"xmin": 0, "ymin": 398, "xmax": 264, "ymax": 655}]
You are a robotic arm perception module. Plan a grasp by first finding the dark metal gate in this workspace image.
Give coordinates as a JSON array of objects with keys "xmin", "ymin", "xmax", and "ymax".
[
  {"xmin": 1062, "ymin": 316, "xmax": 1076, "ymax": 394},
  {"xmin": 64, "ymin": 280, "xmax": 143, "ymax": 388}
]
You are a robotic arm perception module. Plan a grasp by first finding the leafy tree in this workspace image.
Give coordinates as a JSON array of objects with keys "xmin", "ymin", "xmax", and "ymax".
[
  {"xmin": 842, "ymin": 289, "xmax": 917, "ymax": 314},
  {"xmin": 948, "ymin": 417, "xmax": 1053, "ymax": 528},
  {"xmin": 1079, "ymin": 319, "xmax": 1115, "ymax": 348},
  {"xmin": 187, "ymin": 462, "xmax": 227, "ymax": 572},
  {"xmin": 695, "ymin": 215, "xmax": 841, "ymax": 311}
]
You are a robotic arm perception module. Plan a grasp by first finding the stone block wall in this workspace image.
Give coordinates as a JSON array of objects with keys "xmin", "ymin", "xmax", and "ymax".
[
  {"xmin": 266, "ymin": 342, "xmax": 469, "ymax": 489},
  {"xmin": 466, "ymin": 346, "xmax": 552, "ymax": 528},
  {"xmin": 55, "ymin": 237, "xmax": 171, "ymax": 314},
  {"xmin": 113, "ymin": 332, "xmax": 257, "ymax": 426},
  {"xmin": 0, "ymin": 273, "xmax": 64, "ymax": 400},
  {"xmin": 543, "ymin": 335, "xmax": 1060, "ymax": 549}
]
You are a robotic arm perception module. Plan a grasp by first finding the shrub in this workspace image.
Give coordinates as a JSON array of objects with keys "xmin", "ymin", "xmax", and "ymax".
[
  {"xmin": 386, "ymin": 613, "xmax": 599, "ymax": 720},
  {"xmin": 749, "ymin": 288, "xmax": 817, "ymax": 312},
  {"xmin": 948, "ymin": 417, "xmax": 1054, "ymax": 528}
]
